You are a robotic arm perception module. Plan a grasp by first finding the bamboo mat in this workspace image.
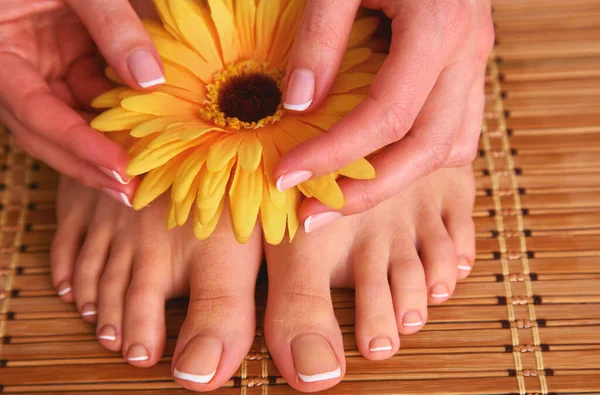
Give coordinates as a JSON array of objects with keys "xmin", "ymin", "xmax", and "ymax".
[{"xmin": 1, "ymin": 0, "xmax": 600, "ymax": 393}]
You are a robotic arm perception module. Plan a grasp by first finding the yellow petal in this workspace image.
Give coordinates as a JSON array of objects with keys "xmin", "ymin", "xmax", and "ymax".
[
  {"xmin": 167, "ymin": 201, "xmax": 177, "ymax": 229},
  {"xmin": 193, "ymin": 197, "xmax": 225, "ymax": 240},
  {"xmin": 278, "ymin": 117, "xmax": 322, "ymax": 144},
  {"xmin": 208, "ymin": 0, "xmax": 239, "ymax": 64},
  {"xmin": 301, "ymin": 174, "xmax": 345, "ymax": 209},
  {"xmin": 340, "ymin": 48, "xmax": 372, "ymax": 72},
  {"xmin": 157, "ymin": 86, "xmax": 205, "ymax": 104},
  {"xmin": 127, "ymin": 139, "xmax": 202, "ymax": 175},
  {"xmin": 238, "ymin": 132, "xmax": 263, "ymax": 172},
  {"xmin": 196, "ymin": 158, "xmax": 235, "ymax": 223},
  {"xmin": 348, "ymin": 53, "xmax": 386, "ymax": 73},
  {"xmin": 348, "ymin": 17, "xmax": 380, "ymax": 48},
  {"xmin": 105, "ymin": 67, "xmax": 124, "ymax": 84},
  {"xmin": 339, "ymin": 158, "xmax": 376, "ymax": 179},
  {"xmin": 296, "ymin": 113, "xmax": 342, "ymax": 131},
  {"xmin": 229, "ymin": 161, "xmax": 263, "ymax": 244},
  {"xmin": 91, "ymin": 108, "xmax": 155, "ymax": 132},
  {"xmin": 207, "ymin": 134, "xmax": 243, "ymax": 171},
  {"xmin": 268, "ymin": 0, "xmax": 306, "ymax": 67},
  {"xmin": 172, "ymin": 145, "xmax": 209, "ymax": 203},
  {"xmin": 127, "ymin": 134, "xmax": 159, "ymax": 158},
  {"xmin": 255, "ymin": 0, "xmax": 281, "ymax": 59},
  {"xmin": 256, "ymin": 130, "xmax": 285, "ymax": 208},
  {"xmin": 117, "ymin": 89, "xmax": 141, "ymax": 100},
  {"xmin": 133, "ymin": 154, "xmax": 187, "ymax": 210},
  {"xmin": 235, "ymin": 0, "xmax": 256, "ymax": 58},
  {"xmin": 163, "ymin": 61, "xmax": 207, "ymax": 95},
  {"xmin": 154, "ymin": 0, "xmax": 186, "ymax": 42},
  {"xmin": 131, "ymin": 116, "xmax": 197, "ymax": 137},
  {"xmin": 331, "ymin": 73, "xmax": 375, "ymax": 94},
  {"xmin": 142, "ymin": 19, "xmax": 172, "ymax": 39},
  {"xmin": 91, "ymin": 88, "xmax": 127, "ymax": 109},
  {"xmin": 153, "ymin": 35, "xmax": 215, "ymax": 83},
  {"xmin": 319, "ymin": 94, "xmax": 366, "ymax": 114},
  {"xmin": 169, "ymin": 0, "xmax": 223, "ymax": 68},
  {"xmin": 147, "ymin": 128, "xmax": 185, "ymax": 149},
  {"xmin": 175, "ymin": 174, "xmax": 201, "ymax": 226},
  {"xmin": 260, "ymin": 178, "xmax": 287, "ymax": 245},
  {"xmin": 181, "ymin": 122, "xmax": 227, "ymax": 140},
  {"xmin": 121, "ymin": 92, "xmax": 198, "ymax": 116},
  {"xmin": 271, "ymin": 125, "xmax": 298, "ymax": 154},
  {"xmin": 285, "ymin": 188, "xmax": 300, "ymax": 241}
]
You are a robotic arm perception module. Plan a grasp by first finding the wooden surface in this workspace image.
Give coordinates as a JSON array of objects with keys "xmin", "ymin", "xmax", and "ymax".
[{"xmin": 1, "ymin": 0, "xmax": 600, "ymax": 393}]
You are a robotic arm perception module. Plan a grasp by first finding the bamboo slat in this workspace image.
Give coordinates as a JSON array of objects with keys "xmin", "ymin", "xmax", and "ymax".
[{"xmin": 1, "ymin": 0, "xmax": 600, "ymax": 393}]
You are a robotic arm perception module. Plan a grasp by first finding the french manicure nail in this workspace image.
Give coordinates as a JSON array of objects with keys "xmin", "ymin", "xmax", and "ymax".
[
  {"xmin": 402, "ymin": 311, "xmax": 424, "ymax": 328},
  {"xmin": 304, "ymin": 212, "xmax": 343, "ymax": 233},
  {"xmin": 98, "ymin": 325, "xmax": 117, "ymax": 341},
  {"xmin": 292, "ymin": 334, "xmax": 341, "ymax": 383},
  {"xmin": 276, "ymin": 170, "xmax": 313, "ymax": 191},
  {"xmin": 369, "ymin": 337, "xmax": 393, "ymax": 352},
  {"xmin": 102, "ymin": 188, "xmax": 133, "ymax": 208},
  {"xmin": 174, "ymin": 369, "xmax": 217, "ymax": 384},
  {"xmin": 98, "ymin": 166, "xmax": 130, "ymax": 185},
  {"xmin": 127, "ymin": 344, "xmax": 149, "ymax": 361},
  {"xmin": 127, "ymin": 49, "xmax": 165, "ymax": 88},
  {"xmin": 174, "ymin": 336, "xmax": 222, "ymax": 384},
  {"xmin": 431, "ymin": 283, "xmax": 450, "ymax": 299},
  {"xmin": 81, "ymin": 303, "xmax": 97, "ymax": 317},
  {"xmin": 457, "ymin": 256, "xmax": 472, "ymax": 271},
  {"xmin": 283, "ymin": 68, "xmax": 315, "ymax": 111},
  {"xmin": 57, "ymin": 281, "xmax": 71, "ymax": 296}
]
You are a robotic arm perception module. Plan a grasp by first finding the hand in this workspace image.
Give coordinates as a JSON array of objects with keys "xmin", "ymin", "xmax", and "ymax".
[
  {"xmin": 0, "ymin": 0, "xmax": 166, "ymax": 204},
  {"xmin": 274, "ymin": 0, "xmax": 494, "ymax": 227}
]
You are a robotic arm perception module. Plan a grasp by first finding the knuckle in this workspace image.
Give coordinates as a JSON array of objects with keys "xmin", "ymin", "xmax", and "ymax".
[
  {"xmin": 188, "ymin": 286, "xmax": 242, "ymax": 315},
  {"xmin": 373, "ymin": 98, "xmax": 412, "ymax": 144},
  {"xmin": 354, "ymin": 189, "xmax": 382, "ymax": 212},
  {"xmin": 280, "ymin": 282, "xmax": 331, "ymax": 311},
  {"xmin": 422, "ymin": 140, "xmax": 453, "ymax": 170}
]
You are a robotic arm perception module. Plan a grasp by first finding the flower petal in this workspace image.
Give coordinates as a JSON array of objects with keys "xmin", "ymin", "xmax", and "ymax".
[
  {"xmin": 154, "ymin": 0, "xmax": 186, "ymax": 42},
  {"xmin": 285, "ymin": 188, "xmax": 300, "ymax": 241},
  {"xmin": 301, "ymin": 174, "xmax": 345, "ymax": 209},
  {"xmin": 121, "ymin": 92, "xmax": 198, "ymax": 116},
  {"xmin": 338, "ymin": 158, "xmax": 376, "ymax": 179},
  {"xmin": 260, "ymin": 177, "xmax": 287, "ymax": 245},
  {"xmin": 167, "ymin": 201, "xmax": 177, "ymax": 229},
  {"xmin": 208, "ymin": 0, "xmax": 239, "ymax": 64},
  {"xmin": 153, "ymin": 35, "xmax": 215, "ymax": 83},
  {"xmin": 255, "ymin": 0, "xmax": 282, "ymax": 60},
  {"xmin": 196, "ymin": 158, "xmax": 235, "ymax": 223},
  {"xmin": 238, "ymin": 132, "xmax": 263, "ymax": 172},
  {"xmin": 331, "ymin": 72, "xmax": 375, "ymax": 94},
  {"xmin": 142, "ymin": 19, "xmax": 172, "ymax": 39},
  {"xmin": 257, "ymin": 129, "xmax": 285, "ymax": 208},
  {"xmin": 234, "ymin": 0, "xmax": 256, "ymax": 58},
  {"xmin": 207, "ymin": 134, "xmax": 243, "ymax": 171},
  {"xmin": 181, "ymin": 122, "xmax": 228, "ymax": 140},
  {"xmin": 172, "ymin": 145, "xmax": 210, "ymax": 203},
  {"xmin": 131, "ymin": 116, "xmax": 198, "ymax": 137},
  {"xmin": 348, "ymin": 53, "xmax": 386, "ymax": 73},
  {"xmin": 229, "ymin": 160, "xmax": 263, "ymax": 244},
  {"xmin": 348, "ymin": 17, "xmax": 380, "ymax": 48},
  {"xmin": 193, "ymin": 197, "xmax": 225, "ymax": 240},
  {"xmin": 133, "ymin": 154, "xmax": 187, "ymax": 210},
  {"xmin": 340, "ymin": 48, "xmax": 372, "ymax": 72},
  {"xmin": 91, "ymin": 88, "xmax": 128, "ymax": 109},
  {"xmin": 175, "ymin": 174, "xmax": 201, "ymax": 226},
  {"xmin": 91, "ymin": 108, "xmax": 155, "ymax": 132},
  {"xmin": 318, "ymin": 94, "xmax": 366, "ymax": 114},
  {"xmin": 127, "ymin": 139, "xmax": 202, "ymax": 175},
  {"xmin": 163, "ymin": 61, "xmax": 207, "ymax": 94},
  {"xmin": 295, "ymin": 113, "xmax": 342, "ymax": 131}
]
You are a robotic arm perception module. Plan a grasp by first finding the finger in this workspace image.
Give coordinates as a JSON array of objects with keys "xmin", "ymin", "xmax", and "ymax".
[
  {"xmin": 0, "ymin": 54, "xmax": 132, "ymax": 183},
  {"xmin": 66, "ymin": 0, "xmax": 165, "ymax": 89},
  {"xmin": 66, "ymin": 55, "xmax": 114, "ymax": 110},
  {"xmin": 275, "ymin": 19, "xmax": 450, "ymax": 189},
  {"xmin": 282, "ymin": 0, "xmax": 361, "ymax": 112},
  {"xmin": 1, "ymin": 108, "xmax": 137, "ymax": 206},
  {"xmin": 298, "ymin": 63, "xmax": 475, "ymax": 222}
]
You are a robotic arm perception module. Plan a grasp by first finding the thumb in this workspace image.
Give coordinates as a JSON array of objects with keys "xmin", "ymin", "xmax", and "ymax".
[
  {"xmin": 67, "ymin": 0, "xmax": 165, "ymax": 90},
  {"xmin": 282, "ymin": 0, "xmax": 361, "ymax": 112}
]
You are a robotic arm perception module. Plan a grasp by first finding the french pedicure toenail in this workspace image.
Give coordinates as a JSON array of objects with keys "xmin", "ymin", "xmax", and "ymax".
[
  {"xmin": 102, "ymin": 188, "xmax": 133, "ymax": 208},
  {"xmin": 276, "ymin": 170, "xmax": 313, "ymax": 192},
  {"xmin": 127, "ymin": 49, "xmax": 165, "ymax": 88},
  {"xmin": 304, "ymin": 212, "xmax": 343, "ymax": 233},
  {"xmin": 127, "ymin": 344, "xmax": 150, "ymax": 361},
  {"xmin": 291, "ymin": 334, "xmax": 341, "ymax": 383},
  {"xmin": 369, "ymin": 337, "xmax": 393, "ymax": 353},
  {"xmin": 457, "ymin": 256, "xmax": 472, "ymax": 271},
  {"xmin": 402, "ymin": 311, "xmax": 424, "ymax": 328},
  {"xmin": 57, "ymin": 281, "xmax": 72, "ymax": 296},
  {"xmin": 98, "ymin": 325, "xmax": 117, "ymax": 341},
  {"xmin": 174, "ymin": 336, "xmax": 221, "ymax": 384},
  {"xmin": 98, "ymin": 166, "xmax": 130, "ymax": 185},
  {"xmin": 283, "ymin": 68, "xmax": 315, "ymax": 111},
  {"xmin": 431, "ymin": 283, "xmax": 450, "ymax": 299},
  {"xmin": 81, "ymin": 303, "xmax": 97, "ymax": 317}
]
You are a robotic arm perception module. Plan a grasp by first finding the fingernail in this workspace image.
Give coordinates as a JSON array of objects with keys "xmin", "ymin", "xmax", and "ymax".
[
  {"xmin": 276, "ymin": 170, "xmax": 313, "ymax": 191},
  {"xmin": 292, "ymin": 333, "xmax": 341, "ymax": 383},
  {"xmin": 369, "ymin": 337, "xmax": 393, "ymax": 352},
  {"xmin": 127, "ymin": 49, "xmax": 165, "ymax": 88},
  {"xmin": 98, "ymin": 325, "xmax": 117, "ymax": 341},
  {"xmin": 402, "ymin": 311, "xmax": 423, "ymax": 328},
  {"xmin": 173, "ymin": 336, "xmax": 221, "ymax": 384},
  {"xmin": 81, "ymin": 303, "xmax": 97, "ymax": 317},
  {"xmin": 127, "ymin": 344, "xmax": 149, "ymax": 362},
  {"xmin": 98, "ymin": 166, "xmax": 130, "ymax": 185},
  {"xmin": 283, "ymin": 68, "xmax": 315, "ymax": 111},
  {"xmin": 431, "ymin": 283, "xmax": 450, "ymax": 299},
  {"xmin": 457, "ymin": 256, "xmax": 472, "ymax": 271},
  {"xmin": 57, "ymin": 281, "xmax": 71, "ymax": 296},
  {"xmin": 304, "ymin": 212, "xmax": 343, "ymax": 233},
  {"xmin": 102, "ymin": 188, "xmax": 133, "ymax": 208}
]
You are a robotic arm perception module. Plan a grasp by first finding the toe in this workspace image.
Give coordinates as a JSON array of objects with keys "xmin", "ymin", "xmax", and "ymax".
[
  {"xmin": 352, "ymin": 244, "xmax": 399, "ymax": 359},
  {"xmin": 417, "ymin": 218, "xmax": 458, "ymax": 304},
  {"xmin": 264, "ymin": 246, "xmax": 345, "ymax": 392},
  {"xmin": 389, "ymin": 239, "xmax": 429, "ymax": 335},
  {"xmin": 171, "ymin": 228, "xmax": 262, "ymax": 392}
]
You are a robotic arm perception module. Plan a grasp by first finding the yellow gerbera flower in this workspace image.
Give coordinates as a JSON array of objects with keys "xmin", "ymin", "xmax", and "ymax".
[{"xmin": 91, "ymin": 0, "xmax": 384, "ymax": 244}]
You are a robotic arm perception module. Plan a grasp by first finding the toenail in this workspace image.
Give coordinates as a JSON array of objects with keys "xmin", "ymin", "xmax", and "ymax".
[
  {"xmin": 81, "ymin": 303, "xmax": 97, "ymax": 317},
  {"xmin": 402, "ymin": 311, "xmax": 424, "ymax": 328},
  {"xmin": 127, "ymin": 344, "xmax": 149, "ymax": 361},
  {"xmin": 102, "ymin": 188, "xmax": 133, "ymax": 208},
  {"xmin": 98, "ymin": 325, "xmax": 117, "ymax": 341},
  {"xmin": 457, "ymin": 256, "xmax": 472, "ymax": 271},
  {"xmin": 174, "ymin": 336, "xmax": 221, "ymax": 384},
  {"xmin": 431, "ymin": 283, "xmax": 450, "ymax": 299},
  {"xmin": 291, "ymin": 334, "xmax": 341, "ymax": 383},
  {"xmin": 304, "ymin": 212, "xmax": 343, "ymax": 233},
  {"xmin": 57, "ymin": 281, "xmax": 72, "ymax": 296},
  {"xmin": 369, "ymin": 337, "xmax": 393, "ymax": 353}
]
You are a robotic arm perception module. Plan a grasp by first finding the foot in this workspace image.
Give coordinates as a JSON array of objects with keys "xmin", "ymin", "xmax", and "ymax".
[
  {"xmin": 51, "ymin": 176, "xmax": 263, "ymax": 391},
  {"xmin": 263, "ymin": 166, "xmax": 475, "ymax": 392}
]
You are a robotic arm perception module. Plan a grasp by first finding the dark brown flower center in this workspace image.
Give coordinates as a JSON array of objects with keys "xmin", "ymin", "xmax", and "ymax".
[{"xmin": 218, "ymin": 73, "xmax": 282, "ymax": 123}]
